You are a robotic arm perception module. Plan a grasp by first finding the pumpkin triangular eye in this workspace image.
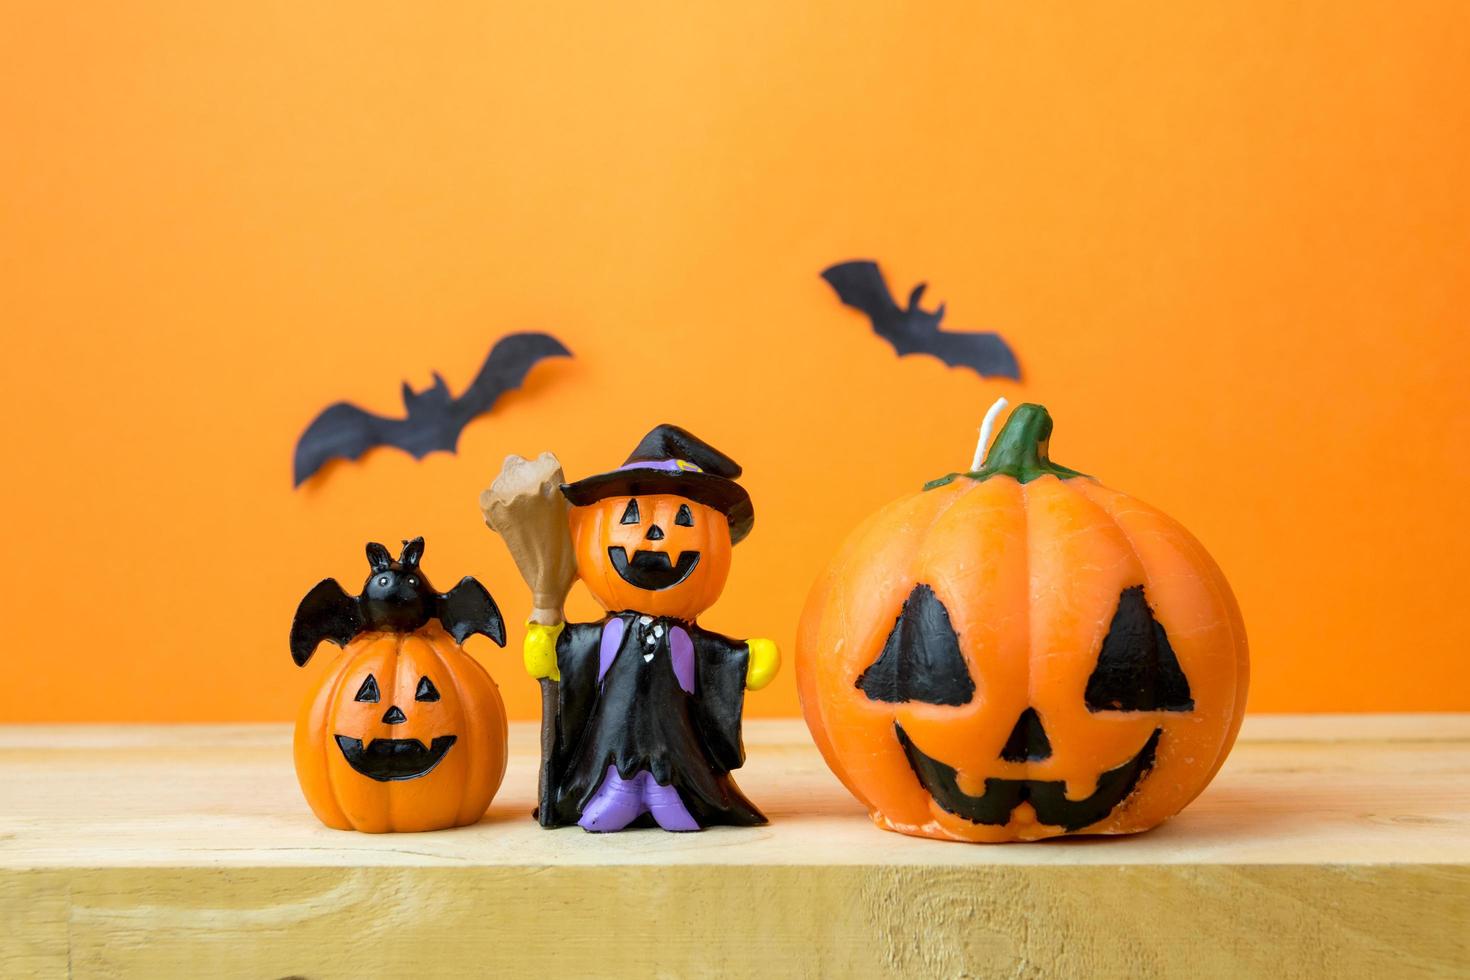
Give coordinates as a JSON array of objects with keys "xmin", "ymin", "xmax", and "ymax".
[
  {"xmin": 354, "ymin": 674, "xmax": 380, "ymax": 703},
  {"xmin": 674, "ymin": 504, "xmax": 694, "ymax": 527},
  {"xmin": 857, "ymin": 584, "xmax": 975, "ymax": 706},
  {"xmin": 620, "ymin": 499, "xmax": 641, "ymax": 524},
  {"xmin": 415, "ymin": 676, "xmax": 440, "ymax": 702},
  {"xmin": 1084, "ymin": 585, "xmax": 1194, "ymax": 712}
]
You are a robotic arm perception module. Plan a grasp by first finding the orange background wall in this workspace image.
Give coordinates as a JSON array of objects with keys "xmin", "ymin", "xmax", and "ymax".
[{"xmin": 3, "ymin": 2, "xmax": 1467, "ymax": 722}]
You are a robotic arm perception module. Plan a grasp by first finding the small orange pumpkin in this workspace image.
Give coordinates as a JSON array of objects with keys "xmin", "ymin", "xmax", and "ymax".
[
  {"xmin": 796, "ymin": 403, "xmax": 1248, "ymax": 842},
  {"xmin": 570, "ymin": 494, "xmax": 732, "ymax": 620},
  {"xmin": 295, "ymin": 623, "xmax": 507, "ymax": 833}
]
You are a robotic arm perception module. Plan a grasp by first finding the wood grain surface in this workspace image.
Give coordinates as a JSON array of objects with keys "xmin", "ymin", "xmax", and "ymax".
[{"xmin": 2, "ymin": 716, "xmax": 1467, "ymax": 978}]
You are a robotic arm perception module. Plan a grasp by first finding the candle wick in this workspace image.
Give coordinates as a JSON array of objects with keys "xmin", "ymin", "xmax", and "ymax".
[{"xmin": 971, "ymin": 397, "xmax": 1009, "ymax": 470}]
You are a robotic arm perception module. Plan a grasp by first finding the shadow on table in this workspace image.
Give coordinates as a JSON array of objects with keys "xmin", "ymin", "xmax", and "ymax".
[{"xmin": 755, "ymin": 778, "xmax": 1323, "ymax": 849}]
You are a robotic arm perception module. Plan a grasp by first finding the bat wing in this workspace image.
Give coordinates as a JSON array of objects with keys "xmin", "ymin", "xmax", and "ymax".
[
  {"xmin": 823, "ymin": 258, "xmax": 1023, "ymax": 380},
  {"xmin": 925, "ymin": 330, "xmax": 1023, "ymax": 380},
  {"xmin": 437, "ymin": 577, "xmax": 506, "ymax": 647},
  {"xmin": 293, "ymin": 401, "xmax": 412, "ymax": 487},
  {"xmin": 451, "ymin": 332, "xmax": 572, "ymax": 430},
  {"xmin": 290, "ymin": 578, "xmax": 363, "ymax": 665},
  {"xmin": 821, "ymin": 260, "xmax": 902, "ymax": 322}
]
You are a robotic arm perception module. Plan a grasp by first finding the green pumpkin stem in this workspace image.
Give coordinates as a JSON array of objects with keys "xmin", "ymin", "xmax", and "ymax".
[{"xmin": 924, "ymin": 403, "xmax": 1088, "ymax": 490}]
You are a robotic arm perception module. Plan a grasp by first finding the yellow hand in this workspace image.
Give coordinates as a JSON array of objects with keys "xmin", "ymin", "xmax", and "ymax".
[
  {"xmin": 745, "ymin": 638, "xmax": 780, "ymax": 691},
  {"xmin": 523, "ymin": 621, "xmax": 563, "ymax": 682}
]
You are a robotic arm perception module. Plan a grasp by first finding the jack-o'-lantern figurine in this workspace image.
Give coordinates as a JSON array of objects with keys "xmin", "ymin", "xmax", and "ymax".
[
  {"xmin": 481, "ymin": 425, "xmax": 780, "ymax": 832},
  {"xmin": 290, "ymin": 537, "xmax": 509, "ymax": 833},
  {"xmin": 796, "ymin": 402, "xmax": 1248, "ymax": 842}
]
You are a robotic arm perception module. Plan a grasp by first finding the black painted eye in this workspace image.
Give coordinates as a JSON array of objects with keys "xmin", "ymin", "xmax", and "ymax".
[
  {"xmin": 675, "ymin": 504, "xmax": 694, "ymax": 527},
  {"xmin": 415, "ymin": 676, "xmax": 440, "ymax": 702},
  {"xmin": 407, "ymin": 576, "xmax": 418, "ymax": 586},
  {"xmin": 857, "ymin": 584, "xmax": 975, "ymax": 706},
  {"xmin": 1084, "ymin": 585, "xmax": 1194, "ymax": 712},
  {"xmin": 354, "ymin": 674, "xmax": 380, "ymax": 703},
  {"xmin": 377, "ymin": 576, "xmax": 389, "ymax": 587},
  {"xmin": 621, "ymin": 499, "xmax": 641, "ymax": 524}
]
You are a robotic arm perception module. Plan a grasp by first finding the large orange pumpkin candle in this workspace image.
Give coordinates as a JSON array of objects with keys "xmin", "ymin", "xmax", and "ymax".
[{"xmin": 796, "ymin": 402, "xmax": 1248, "ymax": 842}]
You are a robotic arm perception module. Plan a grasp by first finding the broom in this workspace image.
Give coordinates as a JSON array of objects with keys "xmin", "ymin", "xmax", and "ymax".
[{"xmin": 480, "ymin": 452, "xmax": 578, "ymax": 827}]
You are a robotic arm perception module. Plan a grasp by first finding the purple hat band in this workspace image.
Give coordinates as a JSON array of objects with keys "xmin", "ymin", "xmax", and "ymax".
[
  {"xmin": 616, "ymin": 458, "xmax": 705, "ymax": 474},
  {"xmin": 560, "ymin": 450, "xmax": 752, "ymax": 543}
]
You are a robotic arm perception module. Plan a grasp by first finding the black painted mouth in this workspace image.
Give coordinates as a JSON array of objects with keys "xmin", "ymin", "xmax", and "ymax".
[
  {"xmin": 334, "ymin": 734, "xmax": 457, "ymax": 782},
  {"xmin": 607, "ymin": 546, "xmax": 700, "ymax": 591},
  {"xmin": 895, "ymin": 725, "xmax": 1161, "ymax": 831}
]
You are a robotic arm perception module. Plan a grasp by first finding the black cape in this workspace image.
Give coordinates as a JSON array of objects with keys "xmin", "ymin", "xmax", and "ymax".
[{"xmin": 544, "ymin": 612, "xmax": 766, "ymax": 828}]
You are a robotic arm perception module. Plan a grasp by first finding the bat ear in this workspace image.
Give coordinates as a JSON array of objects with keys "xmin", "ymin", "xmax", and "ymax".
[
  {"xmin": 366, "ymin": 542, "xmax": 393, "ymax": 571},
  {"xmin": 399, "ymin": 536, "xmax": 425, "ymax": 567},
  {"xmin": 906, "ymin": 283, "xmax": 928, "ymax": 311}
]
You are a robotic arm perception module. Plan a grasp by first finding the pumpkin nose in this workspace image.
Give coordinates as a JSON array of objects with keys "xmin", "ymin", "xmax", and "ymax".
[
  {"xmin": 645, "ymin": 524, "xmax": 665, "ymax": 541},
  {"xmin": 1000, "ymin": 707, "xmax": 1052, "ymax": 762},
  {"xmin": 382, "ymin": 705, "xmax": 407, "ymax": 725}
]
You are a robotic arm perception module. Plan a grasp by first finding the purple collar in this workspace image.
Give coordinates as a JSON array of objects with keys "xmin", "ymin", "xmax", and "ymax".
[{"xmin": 597, "ymin": 616, "xmax": 695, "ymax": 694}]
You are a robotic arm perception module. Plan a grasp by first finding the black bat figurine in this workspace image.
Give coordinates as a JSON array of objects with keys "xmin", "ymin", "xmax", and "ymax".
[
  {"xmin": 820, "ymin": 260, "xmax": 1021, "ymax": 380},
  {"xmin": 293, "ymin": 332, "xmax": 572, "ymax": 486},
  {"xmin": 291, "ymin": 537, "xmax": 506, "ymax": 666}
]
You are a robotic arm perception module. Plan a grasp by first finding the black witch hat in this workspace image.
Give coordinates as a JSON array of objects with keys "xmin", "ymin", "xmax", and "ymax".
[{"xmin": 560, "ymin": 424, "xmax": 755, "ymax": 544}]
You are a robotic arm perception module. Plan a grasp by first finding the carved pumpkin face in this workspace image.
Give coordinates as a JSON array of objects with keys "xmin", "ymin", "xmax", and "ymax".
[
  {"xmin": 796, "ymin": 404, "xmax": 1248, "ymax": 842},
  {"xmin": 294, "ymin": 623, "xmax": 507, "ymax": 833},
  {"xmin": 570, "ymin": 493, "xmax": 732, "ymax": 620}
]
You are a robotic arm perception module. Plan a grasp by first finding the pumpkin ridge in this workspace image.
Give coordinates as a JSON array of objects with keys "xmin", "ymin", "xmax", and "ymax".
[
  {"xmin": 386, "ymin": 634, "xmax": 417, "ymax": 832},
  {"xmin": 1070, "ymin": 478, "xmax": 1248, "ymax": 792},
  {"xmin": 854, "ymin": 482, "xmax": 970, "ymax": 684},
  {"xmin": 796, "ymin": 567, "xmax": 868, "ymax": 805},
  {"xmin": 298, "ymin": 640, "xmax": 354, "ymax": 830},
  {"xmin": 383, "ymin": 634, "xmax": 412, "ymax": 831},
  {"xmin": 591, "ymin": 504, "xmax": 618, "ymax": 618},
  {"xmin": 320, "ymin": 640, "xmax": 369, "ymax": 822},
  {"xmin": 1088, "ymin": 494, "xmax": 1202, "ymax": 812},
  {"xmin": 1018, "ymin": 477, "xmax": 1038, "ymax": 782},
  {"xmin": 908, "ymin": 481, "xmax": 989, "ymax": 706},
  {"xmin": 908, "ymin": 476, "xmax": 1026, "ymax": 816},
  {"xmin": 328, "ymin": 636, "xmax": 396, "ymax": 831},
  {"xmin": 377, "ymin": 633, "xmax": 403, "ymax": 831},
  {"xmin": 426, "ymin": 628, "xmax": 479, "ymax": 826},
  {"xmin": 838, "ymin": 487, "xmax": 968, "ymax": 821},
  {"xmin": 814, "ymin": 502, "xmax": 921, "ymax": 811},
  {"xmin": 1046, "ymin": 476, "xmax": 1170, "ymax": 805}
]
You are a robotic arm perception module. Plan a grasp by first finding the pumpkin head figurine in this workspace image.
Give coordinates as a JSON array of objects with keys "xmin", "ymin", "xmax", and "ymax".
[
  {"xmin": 564, "ymin": 439, "xmax": 748, "ymax": 623},
  {"xmin": 482, "ymin": 425, "xmax": 780, "ymax": 833},
  {"xmin": 796, "ymin": 402, "xmax": 1248, "ymax": 842},
  {"xmin": 290, "ymin": 537, "xmax": 509, "ymax": 833}
]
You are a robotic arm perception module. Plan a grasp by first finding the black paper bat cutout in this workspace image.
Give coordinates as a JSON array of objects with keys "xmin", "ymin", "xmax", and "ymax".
[
  {"xmin": 293, "ymin": 332, "xmax": 571, "ymax": 486},
  {"xmin": 821, "ymin": 260, "xmax": 1021, "ymax": 380}
]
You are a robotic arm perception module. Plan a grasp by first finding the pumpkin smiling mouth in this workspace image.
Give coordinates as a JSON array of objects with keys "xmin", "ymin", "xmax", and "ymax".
[
  {"xmin": 607, "ymin": 546, "xmax": 700, "ymax": 591},
  {"xmin": 895, "ymin": 725, "xmax": 1162, "ymax": 831},
  {"xmin": 334, "ymin": 734, "xmax": 457, "ymax": 782}
]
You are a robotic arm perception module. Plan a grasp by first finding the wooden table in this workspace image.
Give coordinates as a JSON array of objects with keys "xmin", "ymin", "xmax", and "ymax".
[{"xmin": 2, "ymin": 716, "xmax": 1467, "ymax": 978}]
